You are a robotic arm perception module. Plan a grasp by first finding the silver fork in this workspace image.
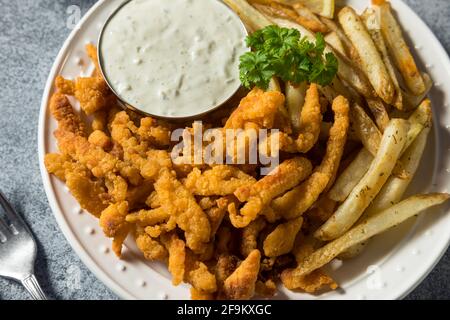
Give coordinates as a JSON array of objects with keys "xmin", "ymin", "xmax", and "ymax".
[{"xmin": 0, "ymin": 191, "xmax": 47, "ymax": 300}]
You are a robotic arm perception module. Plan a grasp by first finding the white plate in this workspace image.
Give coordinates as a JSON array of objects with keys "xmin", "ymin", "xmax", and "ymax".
[{"xmin": 38, "ymin": 0, "xmax": 450, "ymax": 300}]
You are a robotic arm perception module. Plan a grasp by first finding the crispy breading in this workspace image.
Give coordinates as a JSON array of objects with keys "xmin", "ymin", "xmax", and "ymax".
[
  {"xmin": 138, "ymin": 117, "xmax": 172, "ymax": 147},
  {"xmin": 184, "ymin": 166, "xmax": 256, "ymax": 196},
  {"xmin": 92, "ymin": 110, "xmax": 108, "ymax": 131},
  {"xmin": 85, "ymin": 43, "xmax": 101, "ymax": 77},
  {"xmin": 126, "ymin": 207, "xmax": 169, "ymax": 226},
  {"xmin": 230, "ymin": 157, "xmax": 312, "ymax": 228},
  {"xmin": 74, "ymin": 77, "xmax": 111, "ymax": 115},
  {"xmin": 191, "ymin": 288, "xmax": 215, "ymax": 300},
  {"xmin": 215, "ymin": 254, "xmax": 239, "ymax": 292},
  {"xmin": 49, "ymin": 92, "xmax": 86, "ymax": 136},
  {"xmin": 223, "ymin": 249, "xmax": 261, "ymax": 300},
  {"xmin": 185, "ymin": 253, "xmax": 217, "ymax": 293},
  {"xmin": 280, "ymin": 84, "xmax": 323, "ymax": 153},
  {"xmin": 240, "ymin": 218, "xmax": 266, "ymax": 257},
  {"xmin": 154, "ymin": 168, "xmax": 211, "ymax": 253},
  {"xmin": 270, "ymin": 96, "xmax": 350, "ymax": 219},
  {"xmin": 263, "ymin": 217, "xmax": 303, "ymax": 257},
  {"xmin": 55, "ymin": 76, "xmax": 75, "ymax": 95},
  {"xmin": 44, "ymin": 153, "xmax": 72, "ymax": 181},
  {"xmin": 135, "ymin": 227, "xmax": 168, "ymax": 261},
  {"xmin": 206, "ymin": 200, "xmax": 229, "ymax": 240},
  {"xmin": 161, "ymin": 233, "xmax": 186, "ymax": 286},
  {"xmin": 65, "ymin": 170, "xmax": 109, "ymax": 217},
  {"xmin": 224, "ymin": 88, "xmax": 284, "ymax": 129},
  {"xmin": 99, "ymin": 201, "xmax": 130, "ymax": 256},
  {"xmin": 88, "ymin": 130, "xmax": 111, "ymax": 150},
  {"xmin": 281, "ymin": 268, "xmax": 338, "ymax": 293}
]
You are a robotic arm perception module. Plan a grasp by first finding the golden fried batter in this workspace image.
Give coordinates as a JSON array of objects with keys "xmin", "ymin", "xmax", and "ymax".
[
  {"xmin": 225, "ymin": 88, "xmax": 284, "ymax": 129},
  {"xmin": 184, "ymin": 166, "xmax": 256, "ymax": 196},
  {"xmin": 161, "ymin": 233, "xmax": 186, "ymax": 286},
  {"xmin": 270, "ymin": 96, "xmax": 350, "ymax": 219},
  {"xmin": 223, "ymin": 249, "xmax": 261, "ymax": 300},
  {"xmin": 240, "ymin": 218, "xmax": 266, "ymax": 257},
  {"xmin": 263, "ymin": 217, "xmax": 303, "ymax": 257},
  {"xmin": 154, "ymin": 168, "xmax": 211, "ymax": 253},
  {"xmin": 99, "ymin": 201, "xmax": 130, "ymax": 256},
  {"xmin": 281, "ymin": 268, "xmax": 338, "ymax": 293},
  {"xmin": 230, "ymin": 157, "xmax": 312, "ymax": 228}
]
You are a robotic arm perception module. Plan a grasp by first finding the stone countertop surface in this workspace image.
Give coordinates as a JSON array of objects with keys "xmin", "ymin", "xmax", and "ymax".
[{"xmin": 0, "ymin": 0, "xmax": 449, "ymax": 300}]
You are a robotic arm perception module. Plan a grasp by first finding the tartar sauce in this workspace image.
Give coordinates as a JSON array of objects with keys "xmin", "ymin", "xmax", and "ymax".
[{"xmin": 100, "ymin": 0, "xmax": 248, "ymax": 118}]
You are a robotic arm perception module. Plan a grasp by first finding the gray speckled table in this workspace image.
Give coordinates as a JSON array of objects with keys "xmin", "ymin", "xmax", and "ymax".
[{"xmin": 0, "ymin": 0, "xmax": 449, "ymax": 300}]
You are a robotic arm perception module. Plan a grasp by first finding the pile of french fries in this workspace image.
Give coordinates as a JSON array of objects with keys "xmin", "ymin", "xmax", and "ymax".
[{"xmin": 224, "ymin": 0, "xmax": 448, "ymax": 283}]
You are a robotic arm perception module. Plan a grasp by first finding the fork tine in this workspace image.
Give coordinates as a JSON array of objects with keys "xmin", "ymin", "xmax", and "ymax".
[
  {"xmin": 0, "ymin": 217, "xmax": 10, "ymax": 240},
  {"xmin": 0, "ymin": 191, "xmax": 27, "ymax": 232}
]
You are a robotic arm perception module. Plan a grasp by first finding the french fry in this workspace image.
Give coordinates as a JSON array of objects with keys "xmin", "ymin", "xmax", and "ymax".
[
  {"xmin": 292, "ymin": 2, "xmax": 329, "ymax": 33},
  {"xmin": 250, "ymin": 0, "xmax": 328, "ymax": 33},
  {"xmin": 283, "ymin": 193, "xmax": 450, "ymax": 281},
  {"xmin": 315, "ymin": 119, "xmax": 409, "ymax": 240},
  {"xmin": 351, "ymin": 103, "xmax": 382, "ymax": 156},
  {"xmin": 338, "ymin": 7, "xmax": 395, "ymax": 104},
  {"xmin": 376, "ymin": 2, "xmax": 426, "ymax": 96},
  {"xmin": 329, "ymin": 99, "xmax": 431, "ymax": 202},
  {"xmin": 365, "ymin": 127, "xmax": 430, "ymax": 218},
  {"xmin": 328, "ymin": 148, "xmax": 373, "ymax": 202},
  {"xmin": 366, "ymin": 98, "xmax": 390, "ymax": 132},
  {"xmin": 402, "ymin": 73, "xmax": 433, "ymax": 110},
  {"xmin": 320, "ymin": 17, "xmax": 360, "ymax": 63},
  {"xmin": 223, "ymin": 0, "xmax": 273, "ymax": 31},
  {"xmin": 269, "ymin": 16, "xmax": 376, "ymax": 99},
  {"xmin": 325, "ymin": 31, "xmax": 347, "ymax": 57},
  {"xmin": 361, "ymin": 8, "xmax": 403, "ymax": 110},
  {"xmin": 286, "ymin": 82, "xmax": 307, "ymax": 133}
]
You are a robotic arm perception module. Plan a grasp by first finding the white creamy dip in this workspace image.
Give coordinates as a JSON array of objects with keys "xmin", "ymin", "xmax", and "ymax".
[{"xmin": 100, "ymin": 0, "xmax": 248, "ymax": 118}]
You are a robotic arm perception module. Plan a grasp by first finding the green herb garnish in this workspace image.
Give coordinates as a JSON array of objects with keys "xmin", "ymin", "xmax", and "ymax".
[{"xmin": 239, "ymin": 25, "xmax": 338, "ymax": 89}]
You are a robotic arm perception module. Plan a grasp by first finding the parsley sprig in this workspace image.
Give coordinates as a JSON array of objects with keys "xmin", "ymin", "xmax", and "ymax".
[{"xmin": 239, "ymin": 25, "xmax": 338, "ymax": 89}]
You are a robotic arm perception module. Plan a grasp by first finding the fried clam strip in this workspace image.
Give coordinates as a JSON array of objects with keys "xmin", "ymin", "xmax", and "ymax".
[
  {"xmin": 154, "ymin": 168, "xmax": 211, "ymax": 253},
  {"xmin": 184, "ymin": 166, "xmax": 256, "ymax": 196},
  {"xmin": 99, "ymin": 201, "xmax": 131, "ymax": 257},
  {"xmin": 50, "ymin": 93, "xmax": 121, "ymax": 178},
  {"xmin": 263, "ymin": 217, "xmax": 303, "ymax": 257},
  {"xmin": 55, "ymin": 75, "xmax": 113, "ymax": 115},
  {"xmin": 125, "ymin": 207, "xmax": 169, "ymax": 226},
  {"xmin": 45, "ymin": 154, "xmax": 110, "ymax": 217},
  {"xmin": 134, "ymin": 226, "xmax": 168, "ymax": 261},
  {"xmin": 161, "ymin": 232, "xmax": 186, "ymax": 286},
  {"xmin": 224, "ymin": 88, "xmax": 284, "ymax": 130},
  {"xmin": 280, "ymin": 84, "xmax": 323, "ymax": 153},
  {"xmin": 338, "ymin": 6, "xmax": 395, "ymax": 104},
  {"xmin": 229, "ymin": 157, "xmax": 313, "ymax": 228},
  {"xmin": 270, "ymin": 96, "xmax": 350, "ymax": 220},
  {"xmin": 269, "ymin": 17, "xmax": 376, "ymax": 99},
  {"xmin": 110, "ymin": 111, "xmax": 173, "ymax": 181},
  {"xmin": 315, "ymin": 119, "xmax": 409, "ymax": 241},
  {"xmin": 240, "ymin": 217, "xmax": 266, "ymax": 257},
  {"xmin": 223, "ymin": 249, "xmax": 261, "ymax": 300},
  {"xmin": 185, "ymin": 252, "xmax": 217, "ymax": 294},
  {"xmin": 328, "ymin": 99, "xmax": 432, "ymax": 202},
  {"xmin": 282, "ymin": 194, "xmax": 450, "ymax": 287}
]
